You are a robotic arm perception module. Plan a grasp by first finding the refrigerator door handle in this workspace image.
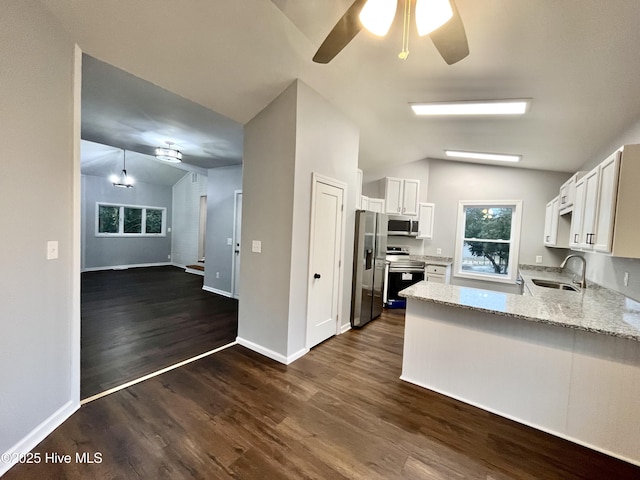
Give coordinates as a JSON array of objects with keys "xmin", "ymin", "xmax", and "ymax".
[{"xmin": 365, "ymin": 249, "xmax": 373, "ymax": 270}]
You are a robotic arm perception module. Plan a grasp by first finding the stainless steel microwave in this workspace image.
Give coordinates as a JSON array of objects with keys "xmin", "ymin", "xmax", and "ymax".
[{"xmin": 388, "ymin": 216, "xmax": 419, "ymax": 236}]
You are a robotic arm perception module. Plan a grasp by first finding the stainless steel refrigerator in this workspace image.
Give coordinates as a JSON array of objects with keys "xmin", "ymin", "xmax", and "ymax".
[{"xmin": 351, "ymin": 210, "xmax": 388, "ymax": 327}]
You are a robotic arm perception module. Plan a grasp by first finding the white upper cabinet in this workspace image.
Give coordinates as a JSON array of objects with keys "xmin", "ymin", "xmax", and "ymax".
[
  {"xmin": 543, "ymin": 197, "xmax": 559, "ymax": 246},
  {"xmin": 356, "ymin": 168, "xmax": 363, "ymax": 210},
  {"xmin": 367, "ymin": 197, "xmax": 385, "ymax": 213},
  {"xmin": 577, "ymin": 167, "xmax": 600, "ymax": 250},
  {"xmin": 593, "ymin": 151, "xmax": 620, "ymax": 253},
  {"xmin": 558, "ymin": 172, "xmax": 585, "ymax": 215},
  {"xmin": 384, "ymin": 177, "xmax": 420, "ymax": 216},
  {"xmin": 568, "ymin": 145, "xmax": 640, "ymax": 257},
  {"xmin": 417, "ymin": 203, "xmax": 435, "ymax": 239}
]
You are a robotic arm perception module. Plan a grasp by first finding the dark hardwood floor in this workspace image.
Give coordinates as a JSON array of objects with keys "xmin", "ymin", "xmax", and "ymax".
[
  {"xmin": 7, "ymin": 309, "xmax": 639, "ymax": 479},
  {"xmin": 81, "ymin": 266, "xmax": 238, "ymax": 399}
]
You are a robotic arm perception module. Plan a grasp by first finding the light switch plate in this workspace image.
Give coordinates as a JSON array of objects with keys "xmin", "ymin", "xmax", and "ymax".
[
  {"xmin": 227, "ymin": 238, "xmax": 232, "ymax": 246},
  {"xmin": 47, "ymin": 241, "xmax": 59, "ymax": 260},
  {"xmin": 252, "ymin": 240, "xmax": 262, "ymax": 253},
  {"xmin": 436, "ymin": 248, "xmax": 442, "ymax": 255},
  {"xmin": 536, "ymin": 255, "xmax": 543, "ymax": 264}
]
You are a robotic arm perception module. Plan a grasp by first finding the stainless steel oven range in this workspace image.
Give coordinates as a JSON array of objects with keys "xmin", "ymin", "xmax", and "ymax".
[{"xmin": 383, "ymin": 246, "xmax": 425, "ymax": 308}]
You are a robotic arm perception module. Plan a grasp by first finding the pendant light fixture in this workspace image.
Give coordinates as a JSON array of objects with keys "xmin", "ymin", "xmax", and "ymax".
[
  {"xmin": 110, "ymin": 149, "xmax": 134, "ymax": 188},
  {"xmin": 155, "ymin": 141, "xmax": 182, "ymax": 163}
]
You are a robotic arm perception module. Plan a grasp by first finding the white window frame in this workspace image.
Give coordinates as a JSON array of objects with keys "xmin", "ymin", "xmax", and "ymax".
[
  {"xmin": 453, "ymin": 200, "xmax": 523, "ymax": 284},
  {"xmin": 95, "ymin": 202, "xmax": 167, "ymax": 237}
]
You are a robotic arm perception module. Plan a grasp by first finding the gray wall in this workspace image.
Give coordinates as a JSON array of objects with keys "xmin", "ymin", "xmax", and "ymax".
[
  {"xmin": 365, "ymin": 158, "xmax": 572, "ymax": 292},
  {"xmin": 239, "ymin": 82, "xmax": 297, "ymax": 356},
  {"xmin": 288, "ymin": 80, "xmax": 359, "ymax": 351},
  {"xmin": 572, "ymin": 113, "xmax": 640, "ymax": 300},
  {"xmin": 204, "ymin": 165, "xmax": 243, "ymax": 293},
  {"xmin": 239, "ymin": 80, "xmax": 359, "ymax": 359},
  {"xmin": 172, "ymin": 172, "xmax": 207, "ymax": 267},
  {"xmin": 0, "ymin": 0, "xmax": 76, "ymax": 458},
  {"xmin": 81, "ymin": 174, "xmax": 173, "ymax": 269}
]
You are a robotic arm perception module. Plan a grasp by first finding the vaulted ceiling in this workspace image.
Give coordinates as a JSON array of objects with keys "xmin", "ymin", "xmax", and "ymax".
[{"xmin": 43, "ymin": 0, "xmax": 640, "ymax": 173}]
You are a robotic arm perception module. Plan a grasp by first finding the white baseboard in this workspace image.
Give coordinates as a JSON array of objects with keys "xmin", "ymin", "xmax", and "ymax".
[
  {"xmin": 185, "ymin": 268, "xmax": 205, "ymax": 276},
  {"xmin": 81, "ymin": 262, "xmax": 172, "ymax": 272},
  {"xmin": 202, "ymin": 285, "xmax": 233, "ymax": 298},
  {"xmin": 0, "ymin": 400, "xmax": 78, "ymax": 477},
  {"xmin": 236, "ymin": 337, "xmax": 309, "ymax": 365},
  {"xmin": 340, "ymin": 323, "xmax": 351, "ymax": 334}
]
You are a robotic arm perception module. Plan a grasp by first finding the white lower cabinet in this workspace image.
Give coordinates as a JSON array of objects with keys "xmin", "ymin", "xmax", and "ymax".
[{"xmin": 425, "ymin": 264, "xmax": 450, "ymax": 284}]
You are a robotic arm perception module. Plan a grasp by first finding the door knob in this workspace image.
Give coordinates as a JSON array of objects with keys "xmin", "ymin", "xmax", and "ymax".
[{"xmin": 314, "ymin": 273, "xmax": 321, "ymax": 279}]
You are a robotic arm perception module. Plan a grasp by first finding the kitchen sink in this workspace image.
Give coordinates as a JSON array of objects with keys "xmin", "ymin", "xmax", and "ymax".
[{"xmin": 531, "ymin": 279, "xmax": 580, "ymax": 292}]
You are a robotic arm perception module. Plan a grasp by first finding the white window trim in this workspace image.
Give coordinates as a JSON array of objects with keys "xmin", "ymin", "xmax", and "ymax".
[
  {"xmin": 453, "ymin": 200, "xmax": 523, "ymax": 284},
  {"xmin": 95, "ymin": 202, "xmax": 167, "ymax": 237}
]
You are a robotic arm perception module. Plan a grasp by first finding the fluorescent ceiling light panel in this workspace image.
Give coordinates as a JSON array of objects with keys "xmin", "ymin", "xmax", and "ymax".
[
  {"xmin": 411, "ymin": 100, "xmax": 531, "ymax": 115},
  {"xmin": 445, "ymin": 150, "xmax": 522, "ymax": 163}
]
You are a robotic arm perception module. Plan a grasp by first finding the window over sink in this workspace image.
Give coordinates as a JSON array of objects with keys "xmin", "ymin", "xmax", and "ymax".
[{"xmin": 453, "ymin": 200, "xmax": 523, "ymax": 283}]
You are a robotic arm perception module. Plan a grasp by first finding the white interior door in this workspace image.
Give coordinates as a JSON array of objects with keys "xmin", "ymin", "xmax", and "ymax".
[
  {"xmin": 232, "ymin": 191, "xmax": 242, "ymax": 299},
  {"xmin": 307, "ymin": 179, "xmax": 344, "ymax": 349}
]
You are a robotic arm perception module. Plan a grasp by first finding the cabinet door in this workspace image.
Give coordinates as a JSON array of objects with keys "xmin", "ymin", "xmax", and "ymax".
[
  {"xmin": 402, "ymin": 179, "xmax": 420, "ymax": 216},
  {"xmin": 559, "ymin": 182, "xmax": 570, "ymax": 210},
  {"xmin": 384, "ymin": 177, "xmax": 403, "ymax": 214},
  {"xmin": 417, "ymin": 203, "xmax": 435, "ymax": 239},
  {"xmin": 543, "ymin": 200, "xmax": 554, "ymax": 245},
  {"xmin": 367, "ymin": 197, "xmax": 385, "ymax": 213},
  {"xmin": 594, "ymin": 151, "xmax": 621, "ymax": 253},
  {"xmin": 570, "ymin": 179, "xmax": 585, "ymax": 248},
  {"xmin": 579, "ymin": 168, "xmax": 600, "ymax": 250},
  {"xmin": 356, "ymin": 169, "xmax": 363, "ymax": 210}
]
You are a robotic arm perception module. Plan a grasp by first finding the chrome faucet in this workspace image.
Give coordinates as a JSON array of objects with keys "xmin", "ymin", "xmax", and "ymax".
[{"xmin": 560, "ymin": 254, "xmax": 587, "ymax": 289}]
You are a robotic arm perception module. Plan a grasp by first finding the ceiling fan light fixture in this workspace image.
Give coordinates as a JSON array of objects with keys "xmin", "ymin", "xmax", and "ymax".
[
  {"xmin": 415, "ymin": 0, "xmax": 453, "ymax": 36},
  {"xmin": 155, "ymin": 142, "xmax": 182, "ymax": 163},
  {"xmin": 411, "ymin": 99, "xmax": 531, "ymax": 115},
  {"xmin": 445, "ymin": 150, "xmax": 522, "ymax": 163},
  {"xmin": 359, "ymin": 0, "xmax": 398, "ymax": 36}
]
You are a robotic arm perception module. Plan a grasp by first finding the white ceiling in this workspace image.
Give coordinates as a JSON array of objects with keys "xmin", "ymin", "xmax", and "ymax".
[{"xmin": 42, "ymin": 0, "xmax": 640, "ymax": 173}]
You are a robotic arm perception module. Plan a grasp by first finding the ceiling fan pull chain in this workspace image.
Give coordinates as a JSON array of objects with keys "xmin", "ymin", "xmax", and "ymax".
[{"xmin": 399, "ymin": 0, "xmax": 411, "ymax": 59}]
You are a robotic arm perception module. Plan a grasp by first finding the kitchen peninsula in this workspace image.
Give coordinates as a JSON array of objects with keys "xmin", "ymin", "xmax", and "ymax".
[{"xmin": 399, "ymin": 273, "xmax": 640, "ymax": 466}]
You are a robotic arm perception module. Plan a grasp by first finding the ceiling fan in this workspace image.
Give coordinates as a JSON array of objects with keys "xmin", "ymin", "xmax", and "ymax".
[{"xmin": 313, "ymin": 0, "xmax": 469, "ymax": 65}]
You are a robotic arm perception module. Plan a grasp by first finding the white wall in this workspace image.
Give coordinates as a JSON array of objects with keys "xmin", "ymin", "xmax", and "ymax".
[
  {"xmin": 239, "ymin": 80, "xmax": 359, "ymax": 361},
  {"xmin": 204, "ymin": 165, "xmax": 243, "ymax": 294},
  {"xmin": 0, "ymin": 0, "xmax": 77, "ymax": 467},
  {"xmin": 172, "ymin": 172, "xmax": 207, "ymax": 267}
]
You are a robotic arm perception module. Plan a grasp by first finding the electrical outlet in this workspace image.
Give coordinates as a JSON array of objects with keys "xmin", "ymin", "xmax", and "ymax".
[
  {"xmin": 167, "ymin": 227, "xmax": 172, "ymax": 232},
  {"xmin": 436, "ymin": 248, "xmax": 442, "ymax": 255},
  {"xmin": 216, "ymin": 272, "xmax": 220, "ymax": 279},
  {"xmin": 624, "ymin": 272, "xmax": 629, "ymax": 287},
  {"xmin": 227, "ymin": 238, "xmax": 232, "ymax": 246},
  {"xmin": 167, "ymin": 254, "xmax": 171, "ymax": 260},
  {"xmin": 46, "ymin": 241, "xmax": 59, "ymax": 260},
  {"xmin": 252, "ymin": 240, "xmax": 262, "ymax": 253},
  {"xmin": 536, "ymin": 256, "xmax": 543, "ymax": 264}
]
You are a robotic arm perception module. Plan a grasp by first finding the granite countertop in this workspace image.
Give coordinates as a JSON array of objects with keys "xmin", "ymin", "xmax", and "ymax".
[
  {"xmin": 408, "ymin": 255, "xmax": 453, "ymax": 266},
  {"xmin": 399, "ymin": 269, "xmax": 640, "ymax": 342}
]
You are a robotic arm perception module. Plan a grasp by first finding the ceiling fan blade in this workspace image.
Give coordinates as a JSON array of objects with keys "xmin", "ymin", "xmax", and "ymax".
[
  {"xmin": 313, "ymin": 0, "xmax": 368, "ymax": 64},
  {"xmin": 430, "ymin": 0, "xmax": 469, "ymax": 65}
]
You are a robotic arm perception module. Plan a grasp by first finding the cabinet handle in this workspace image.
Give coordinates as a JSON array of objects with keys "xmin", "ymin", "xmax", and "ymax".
[
  {"xmin": 574, "ymin": 234, "xmax": 579, "ymax": 243},
  {"xmin": 589, "ymin": 233, "xmax": 595, "ymax": 245},
  {"xmin": 546, "ymin": 235, "xmax": 550, "ymax": 242}
]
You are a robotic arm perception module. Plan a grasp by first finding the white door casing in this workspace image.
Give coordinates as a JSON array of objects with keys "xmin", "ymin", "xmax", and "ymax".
[
  {"xmin": 307, "ymin": 173, "xmax": 346, "ymax": 349},
  {"xmin": 232, "ymin": 190, "xmax": 242, "ymax": 299}
]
